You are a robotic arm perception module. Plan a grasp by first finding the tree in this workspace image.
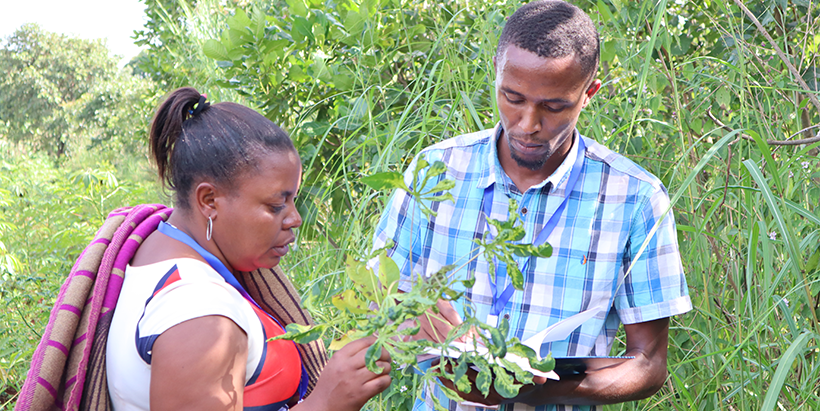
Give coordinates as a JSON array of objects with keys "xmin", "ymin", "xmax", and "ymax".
[{"xmin": 0, "ymin": 24, "xmax": 117, "ymax": 157}]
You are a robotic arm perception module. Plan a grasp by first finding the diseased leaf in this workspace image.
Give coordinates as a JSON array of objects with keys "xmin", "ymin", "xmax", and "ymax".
[
  {"xmin": 472, "ymin": 356, "xmax": 492, "ymax": 397},
  {"xmin": 365, "ymin": 340, "xmax": 384, "ymax": 373},
  {"xmin": 492, "ymin": 364, "xmax": 521, "ymax": 398},
  {"xmin": 489, "ymin": 327, "xmax": 507, "ymax": 358},
  {"xmin": 332, "ymin": 289, "xmax": 371, "ymax": 314}
]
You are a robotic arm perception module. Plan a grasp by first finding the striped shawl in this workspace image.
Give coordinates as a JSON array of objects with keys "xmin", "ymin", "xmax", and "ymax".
[{"xmin": 16, "ymin": 204, "xmax": 327, "ymax": 411}]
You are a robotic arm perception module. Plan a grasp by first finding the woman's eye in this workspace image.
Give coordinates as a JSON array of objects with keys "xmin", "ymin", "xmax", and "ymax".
[{"xmin": 269, "ymin": 204, "xmax": 286, "ymax": 213}]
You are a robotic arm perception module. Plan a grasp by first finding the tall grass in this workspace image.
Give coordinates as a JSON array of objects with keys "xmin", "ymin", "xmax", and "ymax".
[{"xmin": 277, "ymin": 0, "xmax": 820, "ymax": 409}]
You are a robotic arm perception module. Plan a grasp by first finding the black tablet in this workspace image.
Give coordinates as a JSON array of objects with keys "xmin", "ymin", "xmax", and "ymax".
[{"xmin": 552, "ymin": 356, "xmax": 635, "ymax": 376}]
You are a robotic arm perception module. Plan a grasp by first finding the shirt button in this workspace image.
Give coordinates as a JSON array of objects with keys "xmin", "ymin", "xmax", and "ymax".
[
  {"xmin": 521, "ymin": 207, "xmax": 528, "ymax": 215},
  {"xmin": 503, "ymin": 314, "xmax": 510, "ymax": 320}
]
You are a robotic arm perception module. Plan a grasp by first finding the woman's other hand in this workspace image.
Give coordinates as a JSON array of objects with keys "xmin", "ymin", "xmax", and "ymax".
[{"xmin": 296, "ymin": 336, "xmax": 392, "ymax": 411}]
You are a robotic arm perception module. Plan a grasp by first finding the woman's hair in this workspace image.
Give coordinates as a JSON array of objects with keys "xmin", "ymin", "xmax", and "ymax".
[{"xmin": 149, "ymin": 87, "xmax": 296, "ymax": 209}]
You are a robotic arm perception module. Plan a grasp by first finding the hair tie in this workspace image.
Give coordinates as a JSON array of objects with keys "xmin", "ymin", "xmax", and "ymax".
[{"xmin": 189, "ymin": 95, "xmax": 210, "ymax": 117}]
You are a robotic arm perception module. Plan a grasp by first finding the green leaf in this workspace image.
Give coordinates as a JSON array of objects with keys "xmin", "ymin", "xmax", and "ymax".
[
  {"xmin": 453, "ymin": 357, "xmax": 471, "ymax": 393},
  {"xmin": 529, "ymin": 353, "xmax": 555, "ymax": 373},
  {"xmin": 270, "ymin": 323, "xmax": 325, "ymax": 344},
  {"xmin": 378, "ymin": 251, "xmax": 400, "ymax": 291},
  {"xmin": 253, "ymin": 6, "xmax": 266, "ymax": 38},
  {"xmin": 761, "ymin": 332, "xmax": 811, "ymax": 411},
  {"xmin": 203, "ymin": 39, "xmax": 230, "ymax": 61},
  {"xmin": 286, "ymin": 0, "xmax": 308, "ymax": 17},
  {"xmin": 422, "ymin": 178, "xmax": 455, "ymax": 195},
  {"xmin": 806, "ymin": 249, "xmax": 820, "ymax": 273},
  {"xmin": 362, "ymin": 171, "xmax": 408, "ymax": 192}
]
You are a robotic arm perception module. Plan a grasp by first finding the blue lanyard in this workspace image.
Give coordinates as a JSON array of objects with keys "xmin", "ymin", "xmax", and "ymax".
[
  {"xmin": 157, "ymin": 221, "xmax": 309, "ymax": 400},
  {"xmin": 483, "ymin": 136, "xmax": 586, "ymax": 317}
]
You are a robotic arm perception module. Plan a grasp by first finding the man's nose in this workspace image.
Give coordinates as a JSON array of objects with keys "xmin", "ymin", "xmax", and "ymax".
[{"xmin": 518, "ymin": 105, "xmax": 541, "ymax": 134}]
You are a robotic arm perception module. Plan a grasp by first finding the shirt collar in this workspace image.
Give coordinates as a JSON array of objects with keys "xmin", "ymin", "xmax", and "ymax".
[{"xmin": 478, "ymin": 123, "xmax": 580, "ymax": 194}]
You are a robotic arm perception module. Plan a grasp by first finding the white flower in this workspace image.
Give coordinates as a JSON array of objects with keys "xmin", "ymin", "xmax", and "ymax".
[
  {"xmin": 789, "ymin": 171, "xmax": 794, "ymax": 178},
  {"xmin": 399, "ymin": 386, "xmax": 408, "ymax": 393},
  {"xmin": 768, "ymin": 231, "xmax": 777, "ymax": 241},
  {"xmin": 802, "ymin": 161, "xmax": 810, "ymax": 170}
]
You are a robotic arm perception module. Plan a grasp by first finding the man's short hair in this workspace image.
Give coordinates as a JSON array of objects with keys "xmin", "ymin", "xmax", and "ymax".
[{"xmin": 497, "ymin": 0, "xmax": 600, "ymax": 82}]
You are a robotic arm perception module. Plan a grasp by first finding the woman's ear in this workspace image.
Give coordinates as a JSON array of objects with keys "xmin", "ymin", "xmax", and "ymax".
[{"xmin": 193, "ymin": 182, "xmax": 219, "ymax": 220}]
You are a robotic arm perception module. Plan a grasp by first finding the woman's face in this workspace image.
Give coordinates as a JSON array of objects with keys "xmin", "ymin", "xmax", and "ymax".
[{"xmin": 211, "ymin": 149, "xmax": 303, "ymax": 272}]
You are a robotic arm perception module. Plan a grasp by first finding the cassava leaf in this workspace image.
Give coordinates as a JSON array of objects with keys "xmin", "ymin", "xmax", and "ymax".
[{"xmin": 361, "ymin": 171, "xmax": 408, "ymax": 192}]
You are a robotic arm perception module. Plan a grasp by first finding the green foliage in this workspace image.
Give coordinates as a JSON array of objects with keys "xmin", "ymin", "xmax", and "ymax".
[
  {"xmin": 2, "ymin": 0, "xmax": 820, "ymax": 409},
  {"xmin": 0, "ymin": 144, "xmax": 163, "ymax": 406},
  {"xmin": 0, "ymin": 24, "xmax": 159, "ymax": 164},
  {"xmin": 0, "ymin": 24, "xmax": 116, "ymax": 156},
  {"xmin": 275, "ymin": 158, "xmax": 557, "ymax": 403}
]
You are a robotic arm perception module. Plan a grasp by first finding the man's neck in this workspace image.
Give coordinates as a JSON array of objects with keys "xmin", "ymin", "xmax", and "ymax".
[{"xmin": 496, "ymin": 131, "xmax": 574, "ymax": 193}]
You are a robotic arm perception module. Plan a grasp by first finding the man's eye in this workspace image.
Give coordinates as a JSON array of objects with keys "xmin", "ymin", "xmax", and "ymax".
[{"xmin": 504, "ymin": 92, "xmax": 523, "ymax": 104}]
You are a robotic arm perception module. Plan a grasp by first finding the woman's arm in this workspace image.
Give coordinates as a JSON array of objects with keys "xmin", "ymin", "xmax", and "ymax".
[{"xmin": 150, "ymin": 315, "xmax": 248, "ymax": 411}]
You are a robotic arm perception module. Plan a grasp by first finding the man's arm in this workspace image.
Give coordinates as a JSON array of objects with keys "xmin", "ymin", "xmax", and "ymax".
[
  {"xmin": 441, "ymin": 317, "xmax": 669, "ymax": 406},
  {"xmin": 514, "ymin": 317, "xmax": 669, "ymax": 406}
]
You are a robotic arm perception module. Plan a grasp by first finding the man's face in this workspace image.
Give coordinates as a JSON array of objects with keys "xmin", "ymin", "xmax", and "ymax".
[{"xmin": 494, "ymin": 44, "xmax": 600, "ymax": 171}]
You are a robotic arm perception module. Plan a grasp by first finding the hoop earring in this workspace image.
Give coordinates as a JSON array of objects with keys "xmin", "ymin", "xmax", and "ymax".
[{"xmin": 206, "ymin": 216, "xmax": 213, "ymax": 241}]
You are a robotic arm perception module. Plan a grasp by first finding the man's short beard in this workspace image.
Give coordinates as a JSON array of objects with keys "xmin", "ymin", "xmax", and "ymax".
[{"xmin": 510, "ymin": 148, "xmax": 549, "ymax": 170}]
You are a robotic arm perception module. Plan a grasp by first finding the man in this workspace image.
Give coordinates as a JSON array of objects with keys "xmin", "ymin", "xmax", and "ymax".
[{"xmin": 372, "ymin": 1, "xmax": 692, "ymax": 410}]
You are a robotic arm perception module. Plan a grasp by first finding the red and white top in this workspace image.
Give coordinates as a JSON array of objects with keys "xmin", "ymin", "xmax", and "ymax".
[{"xmin": 106, "ymin": 258, "xmax": 302, "ymax": 411}]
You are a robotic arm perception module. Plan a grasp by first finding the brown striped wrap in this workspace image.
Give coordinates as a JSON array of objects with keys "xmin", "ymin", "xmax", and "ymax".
[{"xmin": 15, "ymin": 204, "xmax": 327, "ymax": 411}]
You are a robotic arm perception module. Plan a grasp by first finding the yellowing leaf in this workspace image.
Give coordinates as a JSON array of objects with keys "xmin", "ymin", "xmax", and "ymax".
[{"xmin": 332, "ymin": 289, "xmax": 371, "ymax": 314}]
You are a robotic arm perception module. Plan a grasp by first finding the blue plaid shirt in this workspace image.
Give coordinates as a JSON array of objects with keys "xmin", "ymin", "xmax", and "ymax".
[{"xmin": 373, "ymin": 124, "xmax": 691, "ymax": 411}]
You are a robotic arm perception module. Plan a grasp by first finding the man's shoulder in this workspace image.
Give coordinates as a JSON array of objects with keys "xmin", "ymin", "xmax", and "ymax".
[
  {"xmin": 582, "ymin": 136, "xmax": 666, "ymax": 193},
  {"xmin": 418, "ymin": 128, "xmax": 495, "ymax": 158}
]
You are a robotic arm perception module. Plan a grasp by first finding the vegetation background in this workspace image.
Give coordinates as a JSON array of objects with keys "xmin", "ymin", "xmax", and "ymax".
[{"xmin": 1, "ymin": 0, "xmax": 819, "ymax": 409}]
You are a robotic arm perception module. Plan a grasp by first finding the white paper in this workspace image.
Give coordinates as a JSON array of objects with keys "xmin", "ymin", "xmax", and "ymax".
[{"xmin": 520, "ymin": 302, "xmax": 607, "ymax": 352}]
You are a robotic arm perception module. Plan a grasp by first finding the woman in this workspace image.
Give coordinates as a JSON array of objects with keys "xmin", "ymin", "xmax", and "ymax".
[{"xmin": 105, "ymin": 87, "xmax": 391, "ymax": 410}]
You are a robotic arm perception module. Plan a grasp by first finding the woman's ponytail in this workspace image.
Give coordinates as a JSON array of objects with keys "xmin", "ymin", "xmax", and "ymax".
[{"xmin": 149, "ymin": 87, "xmax": 206, "ymax": 190}]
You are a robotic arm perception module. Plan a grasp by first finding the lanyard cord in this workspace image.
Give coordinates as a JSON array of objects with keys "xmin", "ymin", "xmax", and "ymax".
[
  {"xmin": 156, "ymin": 221, "xmax": 309, "ymax": 400},
  {"xmin": 483, "ymin": 136, "xmax": 587, "ymax": 316}
]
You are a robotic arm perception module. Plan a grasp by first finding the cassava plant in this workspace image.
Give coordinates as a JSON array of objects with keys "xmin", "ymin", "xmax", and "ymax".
[{"xmin": 274, "ymin": 157, "xmax": 555, "ymax": 408}]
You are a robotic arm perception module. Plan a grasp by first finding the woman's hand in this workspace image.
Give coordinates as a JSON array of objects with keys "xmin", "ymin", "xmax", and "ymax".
[{"xmin": 295, "ymin": 336, "xmax": 392, "ymax": 411}]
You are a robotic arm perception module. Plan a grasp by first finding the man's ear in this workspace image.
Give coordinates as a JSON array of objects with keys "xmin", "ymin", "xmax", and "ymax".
[
  {"xmin": 193, "ymin": 182, "xmax": 219, "ymax": 220},
  {"xmin": 581, "ymin": 79, "xmax": 602, "ymax": 108}
]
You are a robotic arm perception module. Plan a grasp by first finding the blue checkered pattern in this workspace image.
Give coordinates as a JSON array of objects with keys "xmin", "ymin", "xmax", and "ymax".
[{"xmin": 372, "ymin": 124, "xmax": 692, "ymax": 411}]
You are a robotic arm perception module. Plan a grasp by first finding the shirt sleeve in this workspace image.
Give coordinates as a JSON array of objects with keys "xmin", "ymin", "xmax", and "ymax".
[
  {"xmin": 135, "ymin": 268, "xmax": 254, "ymax": 364},
  {"xmin": 614, "ymin": 183, "xmax": 692, "ymax": 324}
]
